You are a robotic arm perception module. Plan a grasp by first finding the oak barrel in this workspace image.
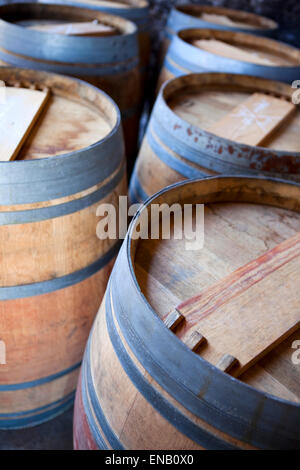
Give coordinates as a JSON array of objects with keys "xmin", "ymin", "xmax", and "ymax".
[
  {"xmin": 74, "ymin": 176, "xmax": 300, "ymax": 450},
  {"xmin": 0, "ymin": 67, "xmax": 127, "ymax": 429},
  {"xmin": 162, "ymin": 4, "xmax": 278, "ymax": 61},
  {"xmin": 0, "ymin": 2, "xmax": 141, "ymax": 162},
  {"xmin": 159, "ymin": 28, "xmax": 300, "ymax": 90},
  {"xmin": 130, "ymin": 73, "xmax": 300, "ymax": 204}
]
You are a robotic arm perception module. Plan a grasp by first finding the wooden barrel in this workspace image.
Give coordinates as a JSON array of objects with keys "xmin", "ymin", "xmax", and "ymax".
[
  {"xmin": 0, "ymin": 67, "xmax": 127, "ymax": 429},
  {"xmin": 0, "ymin": 2, "xmax": 141, "ymax": 163},
  {"xmin": 130, "ymin": 73, "xmax": 300, "ymax": 204},
  {"xmin": 43, "ymin": 0, "xmax": 151, "ymax": 90},
  {"xmin": 159, "ymin": 28, "xmax": 300, "ymax": 90},
  {"xmin": 162, "ymin": 4, "xmax": 279, "ymax": 61},
  {"xmin": 74, "ymin": 176, "xmax": 300, "ymax": 450}
]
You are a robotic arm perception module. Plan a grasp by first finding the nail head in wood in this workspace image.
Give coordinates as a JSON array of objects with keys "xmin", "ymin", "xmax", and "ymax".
[
  {"xmin": 164, "ymin": 309, "xmax": 184, "ymax": 331},
  {"xmin": 217, "ymin": 354, "xmax": 239, "ymax": 374}
]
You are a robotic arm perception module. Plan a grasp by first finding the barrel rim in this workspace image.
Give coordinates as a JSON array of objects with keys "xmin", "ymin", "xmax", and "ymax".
[
  {"xmin": 172, "ymin": 4, "xmax": 278, "ymax": 31},
  {"xmin": 159, "ymin": 72, "xmax": 300, "ymax": 160},
  {"xmin": 176, "ymin": 27, "xmax": 300, "ymax": 69},
  {"xmin": 0, "ymin": 65, "xmax": 122, "ymax": 167},
  {"xmin": 58, "ymin": 0, "xmax": 150, "ymax": 11},
  {"xmin": 126, "ymin": 174, "xmax": 300, "ymax": 409},
  {"xmin": 38, "ymin": 0, "xmax": 150, "ymax": 29},
  {"xmin": 0, "ymin": 2, "xmax": 139, "ymax": 64}
]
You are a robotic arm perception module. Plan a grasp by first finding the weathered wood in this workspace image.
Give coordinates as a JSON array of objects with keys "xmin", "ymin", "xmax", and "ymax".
[
  {"xmin": 0, "ymin": 87, "xmax": 50, "ymax": 162},
  {"xmin": 208, "ymin": 93, "xmax": 296, "ymax": 146},
  {"xmin": 29, "ymin": 21, "xmax": 118, "ymax": 37},
  {"xmin": 130, "ymin": 73, "xmax": 300, "ymax": 204},
  {"xmin": 55, "ymin": 0, "xmax": 151, "ymax": 95},
  {"xmin": 184, "ymin": 331, "xmax": 206, "ymax": 352},
  {"xmin": 216, "ymin": 354, "xmax": 239, "ymax": 373},
  {"xmin": 75, "ymin": 176, "xmax": 300, "ymax": 451},
  {"xmin": 199, "ymin": 12, "xmax": 264, "ymax": 30},
  {"xmin": 158, "ymin": 28, "xmax": 300, "ymax": 94},
  {"xmin": 192, "ymin": 38, "xmax": 280, "ymax": 66},
  {"xmin": 175, "ymin": 233, "xmax": 300, "ymax": 377},
  {"xmin": 0, "ymin": 68, "xmax": 127, "ymax": 429},
  {"xmin": 161, "ymin": 4, "xmax": 279, "ymax": 64},
  {"xmin": 0, "ymin": 2, "xmax": 143, "ymax": 164}
]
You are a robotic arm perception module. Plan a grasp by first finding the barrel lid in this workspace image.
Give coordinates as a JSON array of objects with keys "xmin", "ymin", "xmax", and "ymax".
[
  {"xmin": 178, "ymin": 28, "xmax": 300, "ymax": 68},
  {"xmin": 0, "ymin": 2, "xmax": 138, "ymax": 64},
  {"xmin": 0, "ymin": 68, "xmax": 119, "ymax": 161},
  {"xmin": 127, "ymin": 176, "xmax": 300, "ymax": 405},
  {"xmin": 159, "ymin": 73, "xmax": 300, "ymax": 159}
]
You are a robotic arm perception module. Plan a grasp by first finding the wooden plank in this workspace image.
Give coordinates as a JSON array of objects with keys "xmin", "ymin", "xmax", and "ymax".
[
  {"xmin": 208, "ymin": 92, "xmax": 296, "ymax": 146},
  {"xmin": 192, "ymin": 39, "xmax": 278, "ymax": 66},
  {"xmin": 0, "ymin": 87, "xmax": 50, "ymax": 162},
  {"xmin": 29, "ymin": 21, "xmax": 117, "ymax": 37},
  {"xmin": 175, "ymin": 232, "xmax": 300, "ymax": 377}
]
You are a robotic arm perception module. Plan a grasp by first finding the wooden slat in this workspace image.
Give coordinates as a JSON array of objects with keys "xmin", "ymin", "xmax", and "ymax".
[
  {"xmin": 208, "ymin": 92, "xmax": 296, "ymax": 146},
  {"xmin": 192, "ymin": 39, "xmax": 278, "ymax": 66},
  {"xmin": 29, "ymin": 21, "xmax": 117, "ymax": 37},
  {"xmin": 0, "ymin": 87, "xmax": 50, "ymax": 162},
  {"xmin": 175, "ymin": 232, "xmax": 300, "ymax": 377}
]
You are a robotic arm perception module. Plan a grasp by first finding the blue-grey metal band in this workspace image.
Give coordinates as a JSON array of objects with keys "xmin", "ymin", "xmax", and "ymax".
[
  {"xmin": 0, "ymin": 124, "xmax": 124, "ymax": 205},
  {"xmin": 0, "ymin": 48, "xmax": 139, "ymax": 75},
  {"xmin": 164, "ymin": 55, "xmax": 191, "ymax": 77},
  {"xmin": 129, "ymin": 167, "xmax": 149, "ymax": 204},
  {"xmin": 81, "ymin": 360, "xmax": 110, "ymax": 450},
  {"xmin": 0, "ymin": 163, "xmax": 125, "ymax": 225},
  {"xmin": 147, "ymin": 125, "xmax": 209, "ymax": 179},
  {"xmin": 110, "ymin": 222, "xmax": 300, "ymax": 449},
  {"xmin": 0, "ymin": 362, "xmax": 81, "ymax": 391},
  {"xmin": 0, "ymin": 240, "xmax": 121, "ymax": 300},
  {"xmin": 0, "ymin": 392, "xmax": 75, "ymax": 430},
  {"xmin": 164, "ymin": 27, "xmax": 173, "ymax": 42},
  {"xmin": 82, "ymin": 339, "xmax": 124, "ymax": 450},
  {"xmin": 105, "ymin": 286, "xmax": 237, "ymax": 450},
  {"xmin": 151, "ymin": 88, "xmax": 300, "ymax": 178},
  {"xmin": 167, "ymin": 8, "xmax": 278, "ymax": 38},
  {"xmin": 167, "ymin": 35, "xmax": 300, "ymax": 84},
  {"xmin": 0, "ymin": 18, "xmax": 138, "ymax": 63},
  {"xmin": 150, "ymin": 114, "xmax": 248, "ymax": 175}
]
